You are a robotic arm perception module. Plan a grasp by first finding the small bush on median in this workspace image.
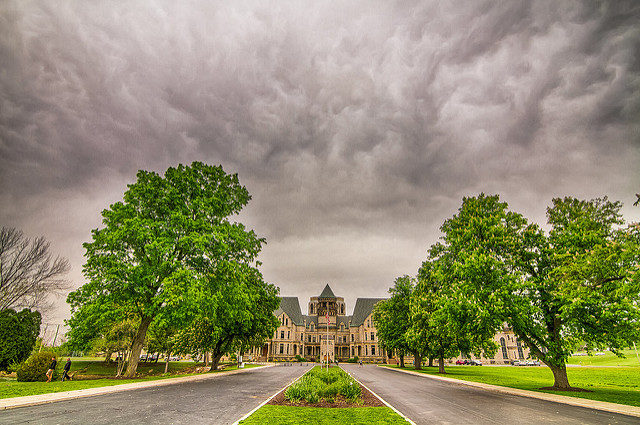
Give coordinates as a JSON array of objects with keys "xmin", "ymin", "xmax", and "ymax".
[{"xmin": 284, "ymin": 367, "xmax": 361, "ymax": 403}]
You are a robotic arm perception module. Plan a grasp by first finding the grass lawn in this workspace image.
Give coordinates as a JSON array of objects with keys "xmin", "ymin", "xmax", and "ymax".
[
  {"xmin": 383, "ymin": 365, "xmax": 640, "ymax": 407},
  {"xmin": 65, "ymin": 358, "xmax": 198, "ymax": 376},
  {"xmin": 567, "ymin": 349, "xmax": 640, "ymax": 367},
  {"xmin": 0, "ymin": 363, "xmax": 262, "ymax": 399},
  {"xmin": 239, "ymin": 405, "xmax": 408, "ymax": 424}
]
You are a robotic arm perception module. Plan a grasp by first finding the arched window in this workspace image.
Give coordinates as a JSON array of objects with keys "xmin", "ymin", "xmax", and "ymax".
[
  {"xmin": 500, "ymin": 337, "xmax": 508, "ymax": 359},
  {"xmin": 341, "ymin": 304, "xmax": 344, "ymax": 314},
  {"xmin": 340, "ymin": 323, "xmax": 344, "ymax": 331},
  {"xmin": 310, "ymin": 304, "xmax": 314, "ymax": 314},
  {"xmin": 310, "ymin": 323, "xmax": 314, "ymax": 332},
  {"xmin": 516, "ymin": 340, "xmax": 524, "ymax": 359}
]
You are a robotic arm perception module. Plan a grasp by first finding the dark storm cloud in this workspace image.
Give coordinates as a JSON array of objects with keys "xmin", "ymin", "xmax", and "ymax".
[{"xmin": 1, "ymin": 0, "xmax": 639, "ymax": 321}]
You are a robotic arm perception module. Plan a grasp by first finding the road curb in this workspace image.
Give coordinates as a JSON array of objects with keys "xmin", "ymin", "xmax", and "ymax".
[
  {"xmin": 378, "ymin": 365, "xmax": 640, "ymax": 418},
  {"xmin": 0, "ymin": 364, "xmax": 274, "ymax": 411},
  {"xmin": 343, "ymin": 367, "xmax": 416, "ymax": 425}
]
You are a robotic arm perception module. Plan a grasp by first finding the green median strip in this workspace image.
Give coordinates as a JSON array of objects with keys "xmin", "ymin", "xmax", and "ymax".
[
  {"xmin": 381, "ymin": 365, "xmax": 640, "ymax": 407},
  {"xmin": 239, "ymin": 405, "xmax": 408, "ymax": 424},
  {"xmin": 0, "ymin": 364, "xmax": 263, "ymax": 399},
  {"xmin": 239, "ymin": 366, "xmax": 409, "ymax": 424}
]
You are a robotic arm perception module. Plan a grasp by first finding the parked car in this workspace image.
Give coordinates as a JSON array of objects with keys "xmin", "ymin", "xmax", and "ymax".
[
  {"xmin": 455, "ymin": 359, "xmax": 466, "ymax": 365},
  {"xmin": 511, "ymin": 360, "xmax": 524, "ymax": 366},
  {"xmin": 526, "ymin": 360, "xmax": 540, "ymax": 366},
  {"xmin": 469, "ymin": 359, "xmax": 482, "ymax": 366}
]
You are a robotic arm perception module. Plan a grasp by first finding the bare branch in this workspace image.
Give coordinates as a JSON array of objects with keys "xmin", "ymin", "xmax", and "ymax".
[{"xmin": 0, "ymin": 227, "xmax": 70, "ymax": 312}]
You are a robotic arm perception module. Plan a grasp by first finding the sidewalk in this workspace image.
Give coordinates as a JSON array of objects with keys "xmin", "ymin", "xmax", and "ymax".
[
  {"xmin": 380, "ymin": 366, "xmax": 640, "ymax": 418},
  {"xmin": 0, "ymin": 364, "xmax": 273, "ymax": 411}
]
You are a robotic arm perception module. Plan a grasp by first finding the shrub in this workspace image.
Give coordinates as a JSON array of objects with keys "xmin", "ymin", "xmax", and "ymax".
[
  {"xmin": 16, "ymin": 351, "xmax": 58, "ymax": 382},
  {"xmin": 0, "ymin": 309, "xmax": 41, "ymax": 371},
  {"xmin": 284, "ymin": 366, "xmax": 361, "ymax": 403},
  {"xmin": 295, "ymin": 355, "xmax": 305, "ymax": 362},
  {"xmin": 340, "ymin": 379, "xmax": 362, "ymax": 400},
  {"xmin": 346, "ymin": 356, "xmax": 359, "ymax": 363}
]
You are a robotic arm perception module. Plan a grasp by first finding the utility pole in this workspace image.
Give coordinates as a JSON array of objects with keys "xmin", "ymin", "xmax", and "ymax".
[{"xmin": 52, "ymin": 324, "xmax": 60, "ymax": 347}]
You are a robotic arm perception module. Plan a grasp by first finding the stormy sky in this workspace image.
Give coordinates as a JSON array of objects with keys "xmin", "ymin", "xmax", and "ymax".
[{"xmin": 1, "ymin": 1, "xmax": 639, "ymax": 330}]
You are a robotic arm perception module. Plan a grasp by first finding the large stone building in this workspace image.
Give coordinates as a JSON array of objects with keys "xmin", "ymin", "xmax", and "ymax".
[
  {"xmin": 248, "ymin": 284, "xmax": 386, "ymax": 363},
  {"xmin": 246, "ymin": 284, "xmax": 530, "ymax": 364}
]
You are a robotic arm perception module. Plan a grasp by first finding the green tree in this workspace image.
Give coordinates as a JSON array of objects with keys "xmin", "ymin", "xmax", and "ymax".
[
  {"xmin": 0, "ymin": 308, "xmax": 41, "ymax": 370},
  {"xmin": 506, "ymin": 197, "xmax": 640, "ymax": 389},
  {"xmin": 439, "ymin": 194, "xmax": 640, "ymax": 389},
  {"xmin": 373, "ymin": 276, "xmax": 415, "ymax": 368},
  {"xmin": 146, "ymin": 316, "xmax": 180, "ymax": 373},
  {"xmin": 69, "ymin": 162, "xmax": 266, "ymax": 377},
  {"xmin": 410, "ymin": 256, "xmax": 499, "ymax": 374},
  {"xmin": 173, "ymin": 261, "xmax": 279, "ymax": 370},
  {"xmin": 92, "ymin": 319, "xmax": 138, "ymax": 376},
  {"xmin": 66, "ymin": 294, "xmax": 127, "ymax": 362}
]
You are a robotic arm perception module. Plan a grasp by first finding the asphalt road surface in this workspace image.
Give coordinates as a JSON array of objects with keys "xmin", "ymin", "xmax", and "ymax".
[
  {"xmin": 341, "ymin": 364, "xmax": 638, "ymax": 425},
  {"xmin": 0, "ymin": 363, "xmax": 313, "ymax": 425}
]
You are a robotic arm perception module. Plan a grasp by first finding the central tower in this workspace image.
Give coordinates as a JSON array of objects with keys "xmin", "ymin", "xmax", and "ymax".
[{"xmin": 308, "ymin": 284, "xmax": 346, "ymax": 329}]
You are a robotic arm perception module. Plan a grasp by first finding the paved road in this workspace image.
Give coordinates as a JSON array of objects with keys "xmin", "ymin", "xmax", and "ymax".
[
  {"xmin": 342, "ymin": 364, "xmax": 638, "ymax": 425},
  {"xmin": 0, "ymin": 364, "xmax": 313, "ymax": 425}
]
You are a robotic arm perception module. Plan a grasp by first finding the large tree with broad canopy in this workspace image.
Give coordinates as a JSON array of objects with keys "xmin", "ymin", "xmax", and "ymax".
[{"xmin": 68, "ymin": 162, "xmax": 277, "ymax": 377}]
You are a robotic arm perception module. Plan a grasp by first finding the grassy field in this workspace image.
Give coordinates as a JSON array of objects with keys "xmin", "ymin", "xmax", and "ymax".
[
  {"xmin": 239, "ymin": 405, "xmax": 408, "ymax": 424},
  {"xmin": 63, "ymin": 358, "xmax": 198, "ymax": 376},
  {"xmin": 384, "ymin": 365, "xmax": 640, "ymax": 407},
  {"xmin": 567, "ymin": 349, "xmax": 640, "ymax": 367},
  {"xmin": 0, "ymin": 363, "xmax": 262, "ymax": 399}
]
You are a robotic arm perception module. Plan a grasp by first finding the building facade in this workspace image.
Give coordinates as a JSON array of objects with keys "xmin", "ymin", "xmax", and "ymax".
[
  {"xmin": 246, "ymin": 284, "xmax": 530, "ymax": 364},
  {"xmin": 248, "ymin": 284, "xmax": 386, "ymax": 363}
]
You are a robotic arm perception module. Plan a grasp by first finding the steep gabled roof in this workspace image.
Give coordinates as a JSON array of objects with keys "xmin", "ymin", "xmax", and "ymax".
[
  {"xmin": 274, "ymin": 297, "xmax": 304, "ymax": 325},
  {"xmin": 337, "ymin": 315, "xmax": 351, "ymax": 327},
  {"xmin": 303, "ymin": 315, "xmax": 318, "ymax": 327},
  {"xmin": 319, "ymin": 284, "xmax": 336, "ymax": 299},
  {"xmin": 350, "ymin": 298, "xmax": 385, "ymax": 327}
]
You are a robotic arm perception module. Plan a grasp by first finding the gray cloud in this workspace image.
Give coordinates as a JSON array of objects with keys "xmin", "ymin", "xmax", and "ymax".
[{"xmin": 1, "ymin": 0, "xmax": 639, "ymax": 324}]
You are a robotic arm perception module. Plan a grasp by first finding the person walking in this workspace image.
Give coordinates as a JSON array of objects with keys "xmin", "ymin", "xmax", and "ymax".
[
  {"xmin": 61, "ymin": 358, "xmax": 72, "ymax": 381},
  {"xmin": 46, "ymin": 357, "xmax": 57, "ymax": 382}
]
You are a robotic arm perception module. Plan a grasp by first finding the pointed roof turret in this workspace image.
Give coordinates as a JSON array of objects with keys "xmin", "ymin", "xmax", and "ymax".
[{"xmin": 319, "ymin": 284, "xmax": 336, "ymax": 299}]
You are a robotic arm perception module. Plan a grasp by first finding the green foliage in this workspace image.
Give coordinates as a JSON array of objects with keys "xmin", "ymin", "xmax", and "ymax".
[
  {"xmin": 68, "ymin": 162, "xmax": 277, "ymax": 377},
  {"xmin": 0, "ymin": 309, "xmax": 41, "ymax": 371},
  {"xmin": 16, "ymin": 351, "xmax": 58, "ymax": 382},
  {"xmin": 427, "ymin": 193, "xmax": 640, "ymax": 388},
  {"xmin": 284, "ymin": 367, "xmax": 362, "ymax": 403},
  {"xmin": 294, "ymin": 355, "xmax": 305, "ymax": 362},
  {"xmin": 373, "ymin": 276, "xmax": 415, "ymax": 362},
  {"xmin": 346, "ymin": 356, "xmax": 359, "ymax": 363},
  {"xmin": 409, "ymin": 197, "xmax": 510, "ymax": 372},
  {"xmin": 172, "ymin": 261, "xmax": 279, "ymax": 369}
]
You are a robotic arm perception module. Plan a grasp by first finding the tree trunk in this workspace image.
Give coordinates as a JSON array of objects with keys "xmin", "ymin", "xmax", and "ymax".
[
  {"xmin": 438, "ymin": 355, "xmax": 445, "ymax": 373},
  {"xmin": 212, "ymin": 354, "xmax": 222, "ymax": 371},
  {"xmin": 399, "ymin": 354, "xmax": 405, "ymax": 368},
  {"xmin": 428, "ymin": 356, "xmax": 434, "ymax": 367},
  {"xmin": 413, "ymin": 351, "xmax": 422, "ymax": 370},
  {"xmin": 164, "ymin": 351, "xmax": 170, "ymax": 374},
  {"xmin": 104, "ymin": 350, "xmax": 113, "ymax": 364},
  {"xmin": 549, "ymin": 363, "xmax": 571, "ymax": 389},
  {"xmin": 204, "ymin": 351, "xmax": 209, "ymax": 367},
  {"xmin": 123, "ymin": 316, "xmax": 153, "ymax": 378}
]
